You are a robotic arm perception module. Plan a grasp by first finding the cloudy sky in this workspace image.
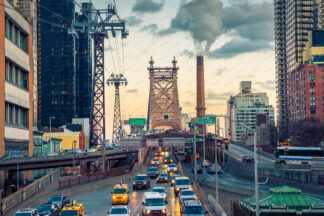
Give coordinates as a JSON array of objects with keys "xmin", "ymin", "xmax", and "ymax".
[{"xmin": 91, "ymin": 0, "xmax": 276, "ymax": 138}]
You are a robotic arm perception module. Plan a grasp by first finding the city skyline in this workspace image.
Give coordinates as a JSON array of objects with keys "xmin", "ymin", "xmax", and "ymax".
[{"xmin": 95, "ymin": 0, "xmax": 276, "ymax": 138}]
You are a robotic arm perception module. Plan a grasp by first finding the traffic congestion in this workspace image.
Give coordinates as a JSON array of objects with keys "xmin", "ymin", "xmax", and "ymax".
[{"xmin": 13, "ymin": 148, "xmax": 209, "ymax": 216}]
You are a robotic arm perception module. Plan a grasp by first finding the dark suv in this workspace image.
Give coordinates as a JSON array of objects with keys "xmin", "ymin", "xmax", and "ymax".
[
  {"xmin": 147, "ymin": 167, "xmax": 159, "ymax": 178},
  {"xmin": 181, "ymin": 200, "xmax": 207, "ymax": 216},
  {"xmin": 133, "ymin": 174, "xmax": 150, "ymax": 190},
  {"xmin": 183, "ymin": 154, "xmax": 192, "ymax": 163}
]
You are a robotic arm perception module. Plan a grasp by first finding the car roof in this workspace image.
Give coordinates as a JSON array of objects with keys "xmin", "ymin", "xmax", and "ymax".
[
  {"xmin": 16, "ymin": 208, "xmax": 36, "ymax": 213},
  {"xmin": 144, "ymin": 192, "xmax": 163, "ymax": 199},
  {"xmin": 111, "ymin": 205, "xmax": 128, "ymax": 209},
  {"xmin": 152, "ymin": 187, "xmax": 165, "ymax": 191},
  {"xmin": 184, "ymin": 200, "xmax": 202, "ymax": 206},
  {"xmin": 114, "ymin": 184, "xmax": 128, "ymax": 189},
  {"xmin": 137, "ymin": 174, "xmax": 148, "ymax": 177},
  {"xmin": 181, "ymin": 189, "xmax": 194, "ymax": 192},
  {"xmin": 175, "ymin": 176, "xmax": 189, "ymax": 180}
]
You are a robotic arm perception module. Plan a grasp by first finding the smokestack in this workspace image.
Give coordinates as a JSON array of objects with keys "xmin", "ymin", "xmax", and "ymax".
[{"xmin": 196, "ymin": 56, "xmax": 206, "ymax": 117}]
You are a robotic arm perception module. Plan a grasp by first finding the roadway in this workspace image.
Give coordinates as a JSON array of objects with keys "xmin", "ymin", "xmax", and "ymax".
[
  {"xmin": 71, "ymin": 150, "xmax": 191, "ymax": 216},
  {"xmin": 226, "ymin": 143, "xmax": 274, "ymax": 164}
]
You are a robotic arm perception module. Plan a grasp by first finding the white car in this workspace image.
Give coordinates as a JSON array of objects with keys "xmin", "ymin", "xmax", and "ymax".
[
  {"xmin": 152, "ymin": 187, "xmax": 167, "ymax": 203},
  {"xmin": 151, "ymin": 158, "xmax": 160, "ymax": 165},
  {"xmin": 167, "ymin": 163, "xmax": 178, "ymax": 173},
  {"xmin": 179, "ymin": 189, "xmax": 198, "ymax": 202},
  {"xmin": 108, "ymin": 206, "xmax": 130, "ymax": 216},
  {"xmin": 14, "ymin": 208, "xmax": 39, "ymax": 216},
  {"xmin": 142, "ymin": 192, "xmax": 167, "ymax": 215},
  {"xmin": 174, "ymin": 177, "xmax": 192, "ymax": 196}
]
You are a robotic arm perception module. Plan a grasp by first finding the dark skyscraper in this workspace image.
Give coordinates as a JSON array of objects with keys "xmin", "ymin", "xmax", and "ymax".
[
  {"xmin": 37, "ymin": 0, "xmax": 92, "ymax": 128},
  {"xmin": 274, "ymin": 0, "xmax": 324, "ymax": 134}
]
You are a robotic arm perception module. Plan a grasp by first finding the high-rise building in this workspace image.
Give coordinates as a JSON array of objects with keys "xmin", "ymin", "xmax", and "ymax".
[
  {"xmin": 37, "ymin": 0, "xmax": 92, "ymax": 128},
  {"xmin": 288, "ymin": 30, "xmax": 324, "ymax": 123},
  {"xmin": 274, "ymin": 0, "xmax": 324, "ymax": 131},
  {"xmin": 0, "ymin": 0, "xmax": 34, "ymax": 156},
  {"xmin": 14, "ymin": 0, "xmax": 37, "ymax": 128},
  {"xmin": 225, "ymin": 82, "xmax": 275, "ymax": 143}
]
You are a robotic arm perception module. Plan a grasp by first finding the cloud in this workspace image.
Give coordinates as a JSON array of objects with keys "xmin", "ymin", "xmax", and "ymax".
[
  {"xmin": 214, "ymin": 68, "xmax": 227, "ymax": 76},
  {"xmin": 126, "ymin": 89, "xmax": 139, "ymax": 94},
  {"xmin": 207, "ymin": 37, "xmax": 273, "ymax": 59},
  {"xmin": 206, "ymin": 91, "xmax": 232, "ymax": 101},
  {"xmin": 183, "ymin": 101, "xmax": 193, "ymax": 107},
  {"xmin": 132, "ymin": 0, "xmax": 165, "ymax": 14},
  {"xmin": 255, "ymin": 80, "xmax": 275, "ymax": 91},
  {"xmin": 180, "ymin": 49, "xmax": 195, "ymax": 58},
  {"xmin": 141, "ymin": 24, "xmax": 158, "ymax": 34},
  {"xmin": 160, "ymin": 0, "xmax": 222, "ymax": 52},
  {"xmin": 126, "ymin": 16, "xmax": 142, "ymax": 27}
]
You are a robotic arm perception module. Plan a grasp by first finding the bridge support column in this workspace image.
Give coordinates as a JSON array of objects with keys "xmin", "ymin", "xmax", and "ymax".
[{"xmin": 138, "ymin": 148, "xmax": 146, "ymax": 163}]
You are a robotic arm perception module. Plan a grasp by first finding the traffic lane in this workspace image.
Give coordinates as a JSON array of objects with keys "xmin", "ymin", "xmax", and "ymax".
[{"xmin": 227, "ymin": 144, "xmax": 274, "ymax": 164}]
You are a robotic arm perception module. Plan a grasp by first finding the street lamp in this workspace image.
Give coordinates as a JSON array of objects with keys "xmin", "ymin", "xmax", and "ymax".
[
  {"xmin": 206, "ymin": 114, "xmax": 259, "ymax": 216},
  {"xmin": 49, "ymin": 116, "xmax": 55, "ymax": 154},
  {"xmin": 16, "ymin": 156, "xmax": 19, "ymax": 191},
  {"xmin": 72, "ymin": 140, "xmax": 77, "ymax": 176}
]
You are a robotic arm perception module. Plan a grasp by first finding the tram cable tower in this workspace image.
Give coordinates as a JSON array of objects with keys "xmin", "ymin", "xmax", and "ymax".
[
  {"xmin": 73, "ymin": 3, "xmax": 128, "ymax": 146},
  {"xmin": 107, "ymin": 74, "xmax": 127, "ymax": 144}
]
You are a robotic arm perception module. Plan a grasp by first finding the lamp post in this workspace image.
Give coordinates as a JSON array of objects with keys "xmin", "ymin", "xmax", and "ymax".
[
  {"xmin": 206, "ymin": 114, "xmax": 259, "ymax": 215},
  {"xmin": 73, "ymin": 140, "xmax": 76, "ymax": 176},
  {"xmin": 49, "ymin": 116, "xmax": 55, "ymax": 154}
]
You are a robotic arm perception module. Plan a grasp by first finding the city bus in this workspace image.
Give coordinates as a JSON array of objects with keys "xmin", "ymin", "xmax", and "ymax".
[{"xmin": 275, "ymin": 147, "xmax": 324, "ymax": 165}]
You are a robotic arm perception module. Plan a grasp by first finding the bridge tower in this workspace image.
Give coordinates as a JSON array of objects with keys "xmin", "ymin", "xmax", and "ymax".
[
  {"xmin": 107, "ymin": 74, "xmax": 127, "ymax": 144},
  {"xmin": 147, "ymin": 57, "xmax": 182, "ymax": 131}
]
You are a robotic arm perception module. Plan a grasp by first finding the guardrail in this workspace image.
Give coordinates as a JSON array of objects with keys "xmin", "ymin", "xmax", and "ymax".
[
  {"xmin": 230, "ymin": 142, "xmax": 274, "ymax": 160},
  {"xmin": 172, "ymin": 151, "xmax": 213, "ymax": 216},
  {"xmin": 0, "ymin": 169, "xmax": 60, "ymax": 216},
  {"xmin": 58, "ymin": 161, "xmax": 135, "ymax": 189}
]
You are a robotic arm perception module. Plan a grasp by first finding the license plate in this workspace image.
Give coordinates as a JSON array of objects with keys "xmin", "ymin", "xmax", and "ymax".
[{"xmin": 138, "ymin": 186, "xmax": 141, "ymax": 188}]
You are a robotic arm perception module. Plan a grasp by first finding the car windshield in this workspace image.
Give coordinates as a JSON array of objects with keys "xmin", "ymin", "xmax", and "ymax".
[
  {"xmin": 37, "ymin": 205, "xmax": 52, "ymax": 212},
  {"xmin": 60, "ymin": 210, "xmax": 78, "ymax": 216},
  {"xmin": 148, "ymin": 168, "xmax": 157, "ymax": 172},
  {"xmin": 48, "ymin": 196, "xmax": 62, "ymax": 202},
  {"xmin": 153, "ymin": 159, "xmax": 159, "ymax": 161},
  {"xmin": 110, "ymin": 208, "xmax": 127, "ymax": 214},
  {"xmin": 113, "ymin": 188, "xmax": 126, "ymax": 194},
  {"xmin": 145, "ymin": 198, "xmax": 165, "ymax": 206},
  {"xmin": 135, "ymin": 176, "xmax": 147, "ymax": 180},
  {"xmin": 184, "ymin": 206, "xmax": 204, "ymax": 214},
  {"xmin": 14, "ymin": 213, "xmax": 32, "ymax": 216},
  {"xmin": 159, "ymin": 174, "xmax": 168, "ymax": 177},
  {"xmin": 169, "ymin": 164, "xmax": 176, "ymax": 168},
  {"xmin": 181, "ymin": 190, "xmax": 195, "ymax": 196},
  {"xmin": 172, "ymin": 176, "xmax": 180, "ymax": 179},
  {"xmin": 176, "ymin": 179, "xmax": 191, "ymax": 185},
  {"xmin": 153, "ymin": 188, "xmax": 165, "ymax": 193}
]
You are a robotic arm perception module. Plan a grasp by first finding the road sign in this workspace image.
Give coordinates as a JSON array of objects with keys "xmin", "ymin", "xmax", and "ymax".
[
  {"xmin": 129, "ymin": 118, "xmax": 146, "ymax": 126},
  {"xmin": 198, "ymin": 116, "xmax": 216, "ymax": 125}
]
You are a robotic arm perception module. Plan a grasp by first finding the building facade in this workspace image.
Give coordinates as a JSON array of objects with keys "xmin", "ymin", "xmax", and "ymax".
[
  {"xmin": 37, "ymin": 1, "xmax": 93, "ymax": 128},
  {"xmin": 0, "ymin": 0, "xmax": 34, "ymax": 156},
  {"xmin": 288, "ymin": 30, "xmax": 324, "ymax": 124},
  {"xmin": 274, "ymin": 0, "xmax": 324, "ymax": 131},
  {"xmin": 225, "ymin": 82, "xmax": 275, "ymax": 143}
]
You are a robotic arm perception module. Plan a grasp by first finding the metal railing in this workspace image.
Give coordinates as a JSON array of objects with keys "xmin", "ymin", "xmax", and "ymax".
[
  {"xmin": 58, "ymin": 161, "xmax": 135, "ymax": 189},
  {"xmin": 0, "ymin": 169, "xmax": 60, "ymax": 216}
]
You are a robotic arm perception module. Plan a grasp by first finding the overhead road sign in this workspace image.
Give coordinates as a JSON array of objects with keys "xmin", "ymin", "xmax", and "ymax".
[
  {"xmin": 129, "ymin": 118, "xmax": 146, "ymax": 126},
  {"xmin": 198, "ymin": 116, "xmax": 216, "ymax": 125}
]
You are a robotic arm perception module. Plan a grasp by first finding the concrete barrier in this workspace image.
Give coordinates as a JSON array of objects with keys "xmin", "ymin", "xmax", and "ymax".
[
  {"xmin": 208, "ymin": 195, "xmax": 227, "ymax": 216},
  {"xmin": 0, "ymin": 169, "xmax": 60, "ymax": 215}
]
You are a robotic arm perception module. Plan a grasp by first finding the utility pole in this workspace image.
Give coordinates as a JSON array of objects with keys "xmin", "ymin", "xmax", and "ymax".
[{"xmin": 193, "ymin": 131, "xmax": 197, "ymax": 181}]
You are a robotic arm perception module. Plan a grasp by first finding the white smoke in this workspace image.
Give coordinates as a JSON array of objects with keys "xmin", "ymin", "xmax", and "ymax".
[{"xmin": 170, "ymin": 0, "xmax": 223, "ymax": 52}]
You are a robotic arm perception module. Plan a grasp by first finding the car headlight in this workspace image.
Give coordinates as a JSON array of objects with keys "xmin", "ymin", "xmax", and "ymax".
[
  {"xmin": 112, "ymin": 196, "xmax": 116, "ymax": 199},
  {"xmin": 144, "ymin": 181, "xmax": 147, "ymax": 184},
  {"xmin": 188, "ymin": 187, "xmax": 193, "ymax": 190},
  {"xmin": 146, "ymin": 209, "xmax": 151, "ymax": 214},
  {"xmin": 172, "ymin": 180, "xmax": 175, "ymax": 183},
  {"xmin": 162, "ymin": 209, "xmax": 166, "ymax": 213},
  {"xmin": 122, "ymin": 195, "xmax": 127, "ymax": 199},
  {"xmin": 133, "ymin": 181, "xmax": 136, "ymax": 184},
  {"xmin": 176, "ymin": 188, "xmax": 180, "ymax": 190},
  {"xmin": 170, "ymin": 160, "xmax": 173, "ymax": 162}
]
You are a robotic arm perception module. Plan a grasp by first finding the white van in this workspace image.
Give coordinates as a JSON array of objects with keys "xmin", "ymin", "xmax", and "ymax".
[
  {"xmin": 142, "ymin": 192, "xmax": 167, "ymax": 215},
  {"xmin": 174, "ymin": 177, "xmax": 192, "ymax": 196}
]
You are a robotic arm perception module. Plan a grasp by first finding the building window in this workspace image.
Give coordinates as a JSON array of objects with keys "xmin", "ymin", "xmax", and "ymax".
[
  {"xmin": 15, "ymin": 107, "xmax": 19, "ymax": 124},
  {"xmin": 8, "ymin": 104, "xmax": 13, "ymax": 123},
  {"xmin": 310, "ymin": 103, "xmax": 316, "ymax": 108},
  {"xmin": 309, "ymin": 68, "xmax": 315, "ymax": 74},
  {"xmin": 20, "ymin": 108, "xmax": 27, "ymax": 126},
  {"xmin": 20, "ymin": 33, "xmax": 26, "ymax": 51},
  {"xmin": 310, "ymin": 96, "xmax": 315, "ymax": 101},
  {"xmin": 310, "ymin": 89, "xmax": 315, "ymax": 95},
  {"xmin": 8, "ymin": 63, "xmax": 13, "ymax": 82},
  {"xmin": 309, "ymin": 76, "xmax": 315, "ymax": 81},
  {"xmin": 14, "ymin": 66, "xmax": 18, "ymax": 84},
  {"xmin": 310, "ymin": 82, "xmax": 315, "ymax": 88},
  {"xmin": 20, "ymin": 71, "xmax": 27, "ymax": 89},
  {"xmin": 8, "ymin": 21, "xmax": 12, "ymax": 40},
  {"xmin": 311, "ymin": 109, "xmax": 316, "ymax": 114},
  {"xmin": 14, "ymin": 27, "xmax": 18, "ymax": 45}
]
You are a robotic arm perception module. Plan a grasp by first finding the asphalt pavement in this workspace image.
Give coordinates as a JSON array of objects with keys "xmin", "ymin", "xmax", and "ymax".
[{"xmin": 71, "ymin": 150, "xmax": 190, "ymax": 216}]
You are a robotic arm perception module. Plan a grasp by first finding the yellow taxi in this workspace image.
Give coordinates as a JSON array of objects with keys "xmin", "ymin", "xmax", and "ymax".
[
  {"xmin": 60, "ymin": 200, "xmax": 85, "ymax": 216},
  {"xmin": 111, "ymin": 183, "xmax": 129, "ymax": 204}
]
